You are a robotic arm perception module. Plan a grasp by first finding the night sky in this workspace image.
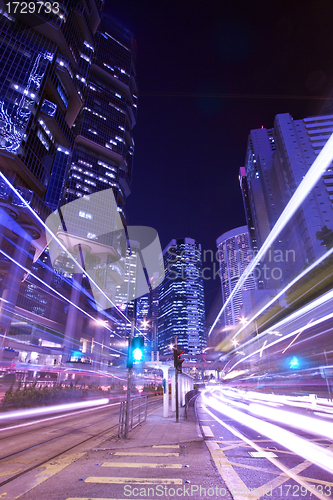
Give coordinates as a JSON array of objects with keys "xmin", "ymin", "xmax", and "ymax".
[{"xmin": 105, "ymin": 0, "xmax": 333, "ymax": 314}]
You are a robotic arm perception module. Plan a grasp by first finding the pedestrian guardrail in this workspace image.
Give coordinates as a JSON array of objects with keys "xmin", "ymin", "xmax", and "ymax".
[
  {"xmin": 118, "ymin": 395, "xmax": 148, "ymax": 438},
  {"xmin": 185, "ymin": 388, "xmax": 199, "ymax": 419}
]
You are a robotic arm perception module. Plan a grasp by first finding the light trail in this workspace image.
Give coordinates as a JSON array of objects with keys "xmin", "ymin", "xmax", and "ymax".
[
  {"xmin": 202, "ymin": 389, "xmax": 333, "ymax": 477},
  {"xmin": 0, "ymin": 398, "xmax": 109, "ymax": 423},
  {"xmin": 249, "ymin": 403, "xmax": 333, "ymax": 441},
  {"xmin": 0, "ymin": 172, "xmax": 143, "ymax": 332},
  {"xmin": 230, "ymin": 246, "xmax": 333, "ymax": 342},
  {"xmin": 208, "ymin": 132, "xmax": 333, "ymax": 337},
  {"xmin": 225, "ymin": 287, "xmax": 333, "ymax": 373},
  {"xmin": 281, "ymin": 319, "xmax": 314, "ymax": 354},
  {"xmin": 0, "ymin": 249, "xmax": 126, "ymax": 354},
  {"xmin": 0, "ymin": 399, "xmax": 118, "ymax": 432},
  {"xmin": 229, "ymin": 309, "xmax": 333, "ymax": 374}
]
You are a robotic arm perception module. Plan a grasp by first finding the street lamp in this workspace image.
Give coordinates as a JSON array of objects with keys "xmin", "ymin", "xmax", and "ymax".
[{"xmin": 141, "ymin": 318, "xmax": 149, "ymax": 330}]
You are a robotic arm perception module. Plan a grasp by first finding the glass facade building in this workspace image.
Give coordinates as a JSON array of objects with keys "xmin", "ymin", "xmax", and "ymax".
[
  {"xmin": 158, "ymin": 238, "xmax": 206, "ymax": 360},
  {"xmin": 216, "ymin": 226, "xmax": 256, "ymax": 327},
  {"xmin": 242, "ymin": 113, "xmax": 333, "ymax": 288}
]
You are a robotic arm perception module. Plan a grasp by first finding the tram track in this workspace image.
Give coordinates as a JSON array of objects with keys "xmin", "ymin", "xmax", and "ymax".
[{"xmin": 0, "ymin": 397, "xmax": 162, "ymax": 490}]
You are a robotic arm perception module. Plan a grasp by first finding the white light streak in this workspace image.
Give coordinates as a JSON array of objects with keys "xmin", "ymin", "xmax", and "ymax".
[
  {"xmin": 209, "ymin": 132, "xmax": 333, "ymax": 337},
  {"xmin": 202, "ymin": 391, "xmax": 333, "ymax": 476}
]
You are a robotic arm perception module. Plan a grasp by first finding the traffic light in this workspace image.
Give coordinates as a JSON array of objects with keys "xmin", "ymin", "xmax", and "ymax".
[
  {"xmin": 127, "ymin": 336, "xmax": 144, "ymax": 369},
  {"xmin": 174, "ymin": 346, "xmax": 184, "ymax": 373}
]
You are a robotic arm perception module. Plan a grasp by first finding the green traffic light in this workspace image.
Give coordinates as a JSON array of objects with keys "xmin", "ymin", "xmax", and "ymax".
[
  {"xmin": 133, "ymin": 347, "xmax": 143, "ymax": 362},
  {"xmin": 289, "ymin": 356, "xmax": 299, "ymax": 369}
]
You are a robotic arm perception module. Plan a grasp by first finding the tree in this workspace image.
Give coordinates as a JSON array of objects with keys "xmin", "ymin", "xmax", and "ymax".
[{"xmin": 316, "ymin": 225, "xmax": 333, "ymax": 250}]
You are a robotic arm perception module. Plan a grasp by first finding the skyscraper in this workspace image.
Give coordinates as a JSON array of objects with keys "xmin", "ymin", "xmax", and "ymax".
[
  {"xmin": 242, "ymin": 113, "xmax": 333, "ymax": 287},
  {"xmin": 216, "ymin": 226, "xmax": 256, "ymax": 327},
  {"xmin": 62, "ymin": 15, "xmax": 137, "ymax": 221},
  {"xmin": 158, "ymin": 238, "xmax": 206, "ymax": 359}
]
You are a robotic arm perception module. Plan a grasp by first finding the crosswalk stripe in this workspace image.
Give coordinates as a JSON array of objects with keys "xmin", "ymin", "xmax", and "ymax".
[
  {"xmin": 84, "ymin": 477, "xmax": 183, "ymax": 484},
  {"xmin": 102, "ymin": 462, "xmax": 182, "ymax": 469},
  {"xmin": 114, "ymin": 451, "xmax": 179, "ymax": 457}
]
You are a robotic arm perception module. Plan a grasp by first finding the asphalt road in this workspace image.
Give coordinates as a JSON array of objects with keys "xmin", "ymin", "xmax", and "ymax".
[{"xmin": 198, "ymin": 386, "xmax": 333, "ymax": 500}]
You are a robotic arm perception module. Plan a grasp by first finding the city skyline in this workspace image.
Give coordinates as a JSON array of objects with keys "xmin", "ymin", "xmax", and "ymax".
[{"xmin": 108, "ymin": 0, "xmax": 333, "ymax": 312}]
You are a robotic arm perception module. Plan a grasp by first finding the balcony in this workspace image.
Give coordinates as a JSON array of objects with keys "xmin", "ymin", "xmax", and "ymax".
[{"xmin": 40, "ymin": 99, "xmax": 74, "ymax": 149}]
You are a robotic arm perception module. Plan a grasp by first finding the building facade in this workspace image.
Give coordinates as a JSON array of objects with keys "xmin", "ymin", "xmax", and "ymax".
[
  {"xmin": 242, "ymin": 113, "xmax": 333, "ymax": 288},
  {"xmin": 158, "ymin": 238, "xmax": 206, "ymax": 359},
  {"xmin": 216, "ymin": 226, "xmax": 256, "ymax": 327},
  {"xmin": 0, "ymin": 4, "xmax": 139, "ymax": 375}
]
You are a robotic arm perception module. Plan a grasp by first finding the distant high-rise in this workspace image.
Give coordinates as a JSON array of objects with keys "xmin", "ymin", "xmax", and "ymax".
[
  {"xmin": 216, "ymin": 226, "xmax": 256, "ymax": 326},
  {"xmin": 158, "ymin": 238, "xmax": 206, "ymax": 359},
  {"xmin": 242, "ymin": 113, "xmax": 333, "ymax": 287}
]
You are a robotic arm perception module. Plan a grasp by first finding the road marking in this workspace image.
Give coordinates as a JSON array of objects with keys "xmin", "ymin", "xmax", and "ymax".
[
  {"xmin": 206, "ymin": 441, "xmax": 249, "ymax": 500},
  {"xmin": 114, "ymin": 451, "xmax": 179, "ymax": 457},
  {"xmin": 223, "ymin": 460, "xmax": 282, "ymax": 476},
  {"xmin": 152, "ymin": 445, "xmax": 179, "ymax": 448},
  {"xmin": 250, "ymin": 460, "xmax": 313, "ymax": 499},
  {"xmin": 0, "ymin": 453, "xmax": 85, "ymax": 499},
  {"xmin": 204, "ymin": 406, "xmax": 328, "ymax": 500},
  {"xmin": 102, "ymin": 462, "xmax": 182, "ymax": 469},
  {"xmin": 0, "ymin": 469, "xmax": 22, "ymax": 478},
  {"xmin": 202, "ymin": 425, "xmax": 214, "ymax": 437},
  {"xmin": 297, "ymin": 476, "xmax": 333, "ymax": 487},
  {"xmin": 84, "ymin": 477, "xmax": 183, "ymax": 484},
  {"xmin": 249, "ymin": 451, "xmax": 277, "ymax": 458}
]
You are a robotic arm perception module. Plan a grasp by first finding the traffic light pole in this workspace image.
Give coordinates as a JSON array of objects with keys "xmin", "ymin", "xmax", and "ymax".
[
  {"xmin": 125, "ymin": 317, "xmax": 135, "ymax": 439},
  {"xmin": 175, "ymin": 335, "xmax": 179, "ymax": 422}
]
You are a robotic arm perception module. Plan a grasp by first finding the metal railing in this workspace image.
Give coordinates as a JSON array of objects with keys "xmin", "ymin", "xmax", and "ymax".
[
  {"xmin": 185, "ymin": 388, "xmax": 199, "ymax": 419},
  {"xmin": 118, "ymin": 395, "xmax": 148, "ymax": 439}
]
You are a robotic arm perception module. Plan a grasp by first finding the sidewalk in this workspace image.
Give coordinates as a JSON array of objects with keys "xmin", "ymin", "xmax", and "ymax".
[
  {"xmin": 107, "ymin": 400, "xmax": 202, "ymax": 449},
  {"xmin": 16, "ymin": 395, "xmax": 232, "ymax": 500}
]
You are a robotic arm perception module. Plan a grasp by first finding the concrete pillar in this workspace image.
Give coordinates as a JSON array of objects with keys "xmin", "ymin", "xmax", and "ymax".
[
  {"xmin": 0, "ymin": 232, "xmax": 32, "ymax": 359},
  {"xmin": 178, "ymin": 374, "xmax": 182, "ymax": 407},
  {"xmin": 63, "ymin": 273, "xmax": 83, "ymax": 362},
  {"xmin": 63, "ymin": 244, "xmax": 90, "ymax": 362},
  {"xmin": 181, "ymin": 376, "xmax": 186, "ymax": 407},
  {"xmin": 171, "ymin": 369, "xmax": 176, "ymax": 412},
  {"xmin": 161, "ymin": 366, "xmax": 169, "ymax": 418},
  {"xmin": 92, "ymin": 319, "xmax": 106, "ymax": 372}
]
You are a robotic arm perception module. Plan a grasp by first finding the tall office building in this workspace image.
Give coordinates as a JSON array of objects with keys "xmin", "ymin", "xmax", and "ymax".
[
  {"xmin": 0, "ymin": 1, "xmax": 103, "ymax": 203},
  {"xmin": 62, "ymin": 15, "xmax": 137, "ymax": 221},
  {"xmin": 158, "ymin": 238, "xmax": 206, "ymax": 359},
  {"xmin": 216, "ymin": 226, "xmax": 256, "ymax": 326},
  {"xmin": 0, "ymin": 4, "xmax": 139, "ymax": 369},
  {"xmin": 53, "ymin": 15, "xmax": 138, "ymax": 318},
  {"xmin": 242, "ymin": 113, "xmax": 333, "ymax": 287}
]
